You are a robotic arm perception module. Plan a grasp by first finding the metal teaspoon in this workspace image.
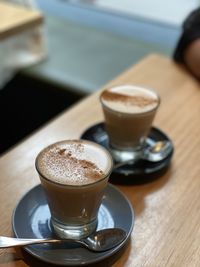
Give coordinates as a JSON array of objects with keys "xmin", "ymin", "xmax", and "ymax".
[
  {"xmin": 0, "ymin": 228, "xmax": 126, "ymax": 252},
  {"xmin": 114, "ymin": 140, "xmax": 173, "ymax": 169}
]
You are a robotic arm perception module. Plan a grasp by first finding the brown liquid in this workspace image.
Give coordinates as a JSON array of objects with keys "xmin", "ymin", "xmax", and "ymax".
[
  {"xmin": 100, "ymin": 86, "xmax": 159, "ymax": 150},
  {"xmin": 36, "ymin": 140, "xmax": 112, "ymax": 226}
]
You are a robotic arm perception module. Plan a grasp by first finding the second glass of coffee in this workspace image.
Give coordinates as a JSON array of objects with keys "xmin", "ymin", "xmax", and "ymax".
[
  {"xmin": 35, "ymin": 140, "xmax": 113, "ymax": 240},
  {"xmin": 100, "ymin": 85, "xmax": 160, "ymax": 161}
]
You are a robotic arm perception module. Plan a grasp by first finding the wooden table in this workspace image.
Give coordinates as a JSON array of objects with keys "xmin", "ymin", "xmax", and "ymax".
[
  {"xmin": 0, "ymin": 2, "xmax": 43, "ymax": 40},
  {"xmin": 0, "ymin": 54, "xmax": 200, "ymax": 266}
]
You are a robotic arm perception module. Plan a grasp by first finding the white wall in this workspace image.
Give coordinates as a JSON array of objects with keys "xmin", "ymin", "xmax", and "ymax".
[{"xmin": 94, "ymin": 0, "xmax": 200, "ymax": 26}]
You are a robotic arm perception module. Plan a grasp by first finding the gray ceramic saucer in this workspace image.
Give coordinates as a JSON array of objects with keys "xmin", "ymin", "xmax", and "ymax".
[{"xmin": 12, "ymin": 184, "xmax": 134, "ymax": 266}]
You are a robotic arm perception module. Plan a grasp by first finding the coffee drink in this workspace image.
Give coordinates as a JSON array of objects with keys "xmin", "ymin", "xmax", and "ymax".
[
  {"xmin": 35, "ymin": 140, "xmax": 113, "ymax": 239},
  {"xmin": 100, "ymin": 85, "xmax": 160, "ymax": 160}
]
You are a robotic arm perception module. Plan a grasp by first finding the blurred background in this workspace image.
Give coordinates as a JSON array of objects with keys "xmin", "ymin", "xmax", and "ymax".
[{"xmin": 0, "ymin": 0, "xmax": 199, "ymax": 154}]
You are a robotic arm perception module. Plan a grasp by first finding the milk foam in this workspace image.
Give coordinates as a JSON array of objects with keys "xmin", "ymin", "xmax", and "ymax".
[
  {"xmin": 36, "ymin": 140, "xmax": 112, "ymax": 186},
  {"xmin": 101, "ymin": 85, "xmax": 159, "ymax": 113}
]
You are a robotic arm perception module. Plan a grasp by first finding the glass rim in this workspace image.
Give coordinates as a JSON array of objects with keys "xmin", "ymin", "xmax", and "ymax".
[
  {"xmin": 100, "ymin": 85, "xmax": 161, "ymax": 116},
  {"xmin": 35, "ymin": 139, "xmax": 113, "ymax": 188}
]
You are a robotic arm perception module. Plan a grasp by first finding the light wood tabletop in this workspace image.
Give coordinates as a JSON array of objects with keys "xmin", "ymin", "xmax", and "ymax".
[
  {"xmin": 0, "ymin": 2, "xmax": 43, "ymax": 40},
  {"xmin": 0, "ymin": 54, "xmax": 200, "ymax": 267}
]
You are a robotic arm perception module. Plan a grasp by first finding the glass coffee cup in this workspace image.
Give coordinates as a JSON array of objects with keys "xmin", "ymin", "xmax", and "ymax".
[
  {"xmin": 35, "ymin": 140, "xmax": 113, "ymax": 240},
  {"xmin": 100, "ymin": 85, "xmax": 160, "ymax": 162}
]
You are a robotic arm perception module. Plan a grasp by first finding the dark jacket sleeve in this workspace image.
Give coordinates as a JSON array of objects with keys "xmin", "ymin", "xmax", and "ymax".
[{"xmin": 173, "ymin": 8, "xmax": 200, "ymax": 63}]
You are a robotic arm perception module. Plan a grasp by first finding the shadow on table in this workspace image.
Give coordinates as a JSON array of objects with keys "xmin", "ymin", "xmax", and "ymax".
[
  {"xmin": 17, "ymin": 239, "xmax": 131, "ymax": 267},
  {"xmin": 0, "ymin": 248, "xmax": 23, "ymax": 265}
]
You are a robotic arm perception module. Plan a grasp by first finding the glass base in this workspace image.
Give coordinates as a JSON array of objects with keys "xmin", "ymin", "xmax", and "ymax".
[
  {"xmin": 109, "ymin": 146, "xmax": 143, "ymax": 163},
  {"xmin": 51, "ymin": 217, "xmax": 97, "ymax": 240}
]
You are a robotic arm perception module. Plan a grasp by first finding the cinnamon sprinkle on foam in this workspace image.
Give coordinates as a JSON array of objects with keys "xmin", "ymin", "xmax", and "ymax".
[
  {"xmin": 38, "ymin": 141, "xmax": 105, "ymax": 186},
  {"xmin": 101, "ymin": 90, "xmax": 157, "ymax": 107}
]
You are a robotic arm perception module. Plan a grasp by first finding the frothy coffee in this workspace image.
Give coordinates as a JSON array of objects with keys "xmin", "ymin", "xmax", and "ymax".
[
  {"xmin": 36, "ymin": 140, "xmax": 113, "ymax": 239},
  {"xmin": 100, "ymin": 85, "xmax": 160, "ymax": 156},
  {"xmin": 101, "ymin": 85, "xmax": 159, "ymax": 113},
  {"xmin": 36, "ymin": 140, "xmax": 112, "ymax": 186}
]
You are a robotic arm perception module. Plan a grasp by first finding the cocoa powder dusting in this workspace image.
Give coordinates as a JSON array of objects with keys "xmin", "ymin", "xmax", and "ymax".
[
  {"xmin": 101, "ymin": 90, "xmax": 157, "ymax": 107},
  {"xmin": 57, "ymin": 147, "xmax": 104, "ymax": 181},
  {"xmin": 80, "ymin": 159, "xmax": 104, "ymax": 179},
  {"xmin": 58, "ymin": 148, "xmax": 66, "ymax": 155}
]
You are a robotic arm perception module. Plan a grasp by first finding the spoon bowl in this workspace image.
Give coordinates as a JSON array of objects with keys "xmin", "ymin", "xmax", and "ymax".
[
  {"xmin": 143, "ymin": 140, "xmax": 173, "ymax": 162},
  {"xmin": 0, "ymin": 228, "xmax": 126, "ymax": 252}
]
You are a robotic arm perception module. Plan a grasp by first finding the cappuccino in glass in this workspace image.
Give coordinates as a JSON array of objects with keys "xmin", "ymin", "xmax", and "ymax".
[
  {"xmin": 36, "ymin": 140, "xmax": 113, "ymax": 239},
  {"xmin": 100, "ymin": 85, "xmax": 160, "ymax": 161}
]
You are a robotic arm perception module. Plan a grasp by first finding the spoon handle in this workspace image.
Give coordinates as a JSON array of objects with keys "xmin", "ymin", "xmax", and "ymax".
[{"xmin": 0, "ymin": 236, "xmax": 61, "ymax": 248}]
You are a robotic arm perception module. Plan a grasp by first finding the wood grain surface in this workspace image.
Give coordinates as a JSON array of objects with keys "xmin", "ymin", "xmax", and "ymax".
[
  {"xmin": 0, "ymin": 2, "xmax": 43, "ymax": 40},
  {"xmin": 0, "ymin": 54, "xmax": 200, "ymax": 266}
]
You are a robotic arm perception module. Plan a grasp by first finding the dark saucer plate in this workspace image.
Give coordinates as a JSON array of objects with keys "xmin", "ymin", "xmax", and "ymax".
[
  {"xmin": 12, "ymin": 184, "xmax": 134, "ymax": 266},
  {"xmin": 81, "ymin": 122, "xmax": 174, "ymax": 184}
]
